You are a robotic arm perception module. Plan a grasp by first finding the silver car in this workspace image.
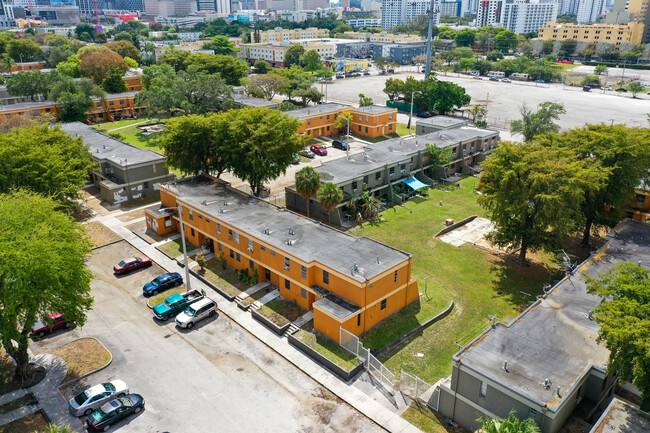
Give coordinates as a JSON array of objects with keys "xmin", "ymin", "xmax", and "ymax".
[
  {"xmin": 175, "ymin": 297, "xmax": 217, "ymax": 329},
  {"xmin": 69, "ymin": 380, "xmax": 129, "ymax": 416}
]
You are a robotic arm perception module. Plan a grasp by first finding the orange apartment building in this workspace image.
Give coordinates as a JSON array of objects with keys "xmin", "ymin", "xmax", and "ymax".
[
  {"xmin": 626, "ymin": 183, "xmax": 650, "ymax": 222},
  {"xmin": 288, "ymin": 103, "xmax": 398, "ymax": 139},
  {"xmin": 145, "ymin": 175, "xmax": 419, "ymax": 342},
  {"xmin": 350, "ymin": 106, "xmax": 398, "ymax": 138},
  {"xmin": 0, "ymin": 92, "xmax": 142, "ymax": 123},
  {"xmin": 11, "ymin": 61, "xmax": 46, "ymax": 72}
]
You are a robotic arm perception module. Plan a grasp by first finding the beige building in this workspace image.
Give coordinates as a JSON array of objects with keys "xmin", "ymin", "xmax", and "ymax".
[
  {"xmin": 537, "ymin": 21, "xmax": 644, "ymax": 46},
  {"xmin": 257, "ymin": 27, "xmax": 330, "ymax": 43},
  {"xmin": 627, "ymin": 0, "xmax": 650, "ymax": 43},
  {"xmin": 240, "ymin": 40, "xmax": 336, "ymax": 67},
  {"xmin": 343, "ymin": 31, "xmax": 423, "ymax": 43}
]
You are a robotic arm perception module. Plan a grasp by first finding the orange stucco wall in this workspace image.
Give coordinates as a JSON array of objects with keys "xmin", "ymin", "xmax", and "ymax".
[
  {"xmin": 147, "ymin": 181, "xmax": 420, "ymax": 341},
  {"xmin": 350, "ymin": 109, "xmax": 398, "ymax": 138},
  {"xmin": 296, "ymin": 107, "xmax": 351, "ymax": 138}
]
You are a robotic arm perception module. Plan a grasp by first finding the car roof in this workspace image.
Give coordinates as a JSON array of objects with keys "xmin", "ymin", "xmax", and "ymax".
[
  {"xmin": 86, "ymin": 383, "xmax": 106, "ymax": 397},
  {"xmin": 189, "ymin": 298, "xmax": 214, "ymax": 309},
  {"xmin": 124, "ymin": 257, "xmax": 138, "ymax": 263},
  {"xmin": 47, "ymin": 312, "xmax": 62, "ymax": 319},
  {"xmin": 99, "ymin": 399, "xmax": 122, "ymax": 414}
]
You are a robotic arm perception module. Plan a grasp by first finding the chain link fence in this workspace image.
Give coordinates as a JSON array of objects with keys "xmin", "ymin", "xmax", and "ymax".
[{"xmin": 340, "ymin": 327, "xmax": 394, "ymax": 392}]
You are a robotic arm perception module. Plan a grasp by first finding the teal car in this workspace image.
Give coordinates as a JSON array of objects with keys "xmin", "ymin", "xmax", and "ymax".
[{"xmin": 152, "ymin": 289, "xmax": 205, "ymax": 320}]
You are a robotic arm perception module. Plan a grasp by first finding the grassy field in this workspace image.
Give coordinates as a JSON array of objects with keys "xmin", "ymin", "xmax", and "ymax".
[
  {"xmin": 351, "ymin": 177, "xmax": 548, "ymax": 383},
  {"xmin": 396, "ymin": 123, "xmax": 412, "ymax": 136},
  {"xmin": 158, "ymin": 237, "xmax": 199, "ymax": 259},
  {"xmin": 201, "ymin": 259, "xmax": 250, "ymax": 297},
  {"xmin": 92, "ymin": 118, "xmax": 154, "ymax": 132},
  {"xmin": 295, "ymin": 321, "xmax": 359, "ymax": 371},
  {"xmin": 402, "ymin": 403, "xmax": 469, "ymax": 433}
]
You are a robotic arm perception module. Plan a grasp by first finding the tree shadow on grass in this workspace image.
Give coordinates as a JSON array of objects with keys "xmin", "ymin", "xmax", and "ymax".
[{"xmin": 488, "ymin": 253, "xmax": 549, "ymax": 313}]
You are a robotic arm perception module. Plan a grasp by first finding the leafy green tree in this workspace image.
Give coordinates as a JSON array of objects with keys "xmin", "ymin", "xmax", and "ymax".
[
  {"xmin": 0, "ymin": 190, "xmax": 93, "ymax": 379},
  {"xmin": 44, "ymin": 424, "xmax": 74, "ymax": 433},
  {"xmin": 102, "ymin": 68, "xmax": 127, "ymax": 93},
  {"xmin": 468, "ymin": 105, "xmax": 486, "ymax": 123},
  {"xmin": 541, "ymin": 39, "xmax": 554, "ymax": 55},
  {"xmin": 254, "ymin": 59, "xmax": 271, "ymax": 74},
  {"xmin": 586, "ymin": 263, "xmax": 650, "ymax": 411},
  {"xmin": 0, "ymin": 123, "xmax": 94, "ymax": 203},
  {"xmin": 358, "ymin": 93, "xmax": 373, "ymax": 107},
  {"xmin": 581, "ymin": 75, "xmax": 601, "ymax": 86},
  {"xmin": 479, "ymin": 411, "xmax": 540, "ymax": 433},
  {"xmin": 161, "ymin": 114, "xmax": 232, "ymax": 177},
  {"xmin": 478, "ymin": 142, "xmax": 601, "ymax": 263},
  {"xmin": 318, "ymin": 182, "xmax": 343, "ymax": 225},
  {"xmin": 425, "ymin": 145, "xmax": 453, "ymax": 177},
  {"xmin": 537, "ymin": 125, "xmax": 650, "ymax": 246},
  {"xmin": 486, "ymin": 50, "xmax": 504, "ymax": 61},
  {"xmin": 227, "ymin": 107, "xmax": 305, "ymax": 196},
  {"xmin": 47, "ymin": 46, "xmax": 74, "ymax": 68},
  {"xmin": 383, "ymin": 77, "xmax": 403, "ymax": 101},
  {"xmin": 141, "ymin": 63, "xmax": 175, "ymax": 89},
  {"xmin": 454, "ymin": 28, "xmax": 476, "ymax": 47},
  {"xmin": 204, "ymin": 35, "xmax": 240, "ymax": 55},
  {"xmin": 270, "ymin": 66, "xmax": 316, "ymax": 103},
  {"xmin": 302, "ymin": 49, "xmax": 322, "ymax": 71},
  {"xmin": 135, "ymin": 66, "xmax": 233, "ymax": 116},
  {"xmin": 78, "ymin": 46, "xmax": 129, "ymax": 84},
  {"xmin": 334, "ymin": 110, "xmax": 353, "ymax": 134},
  {"xmin": 56, "ymin": 54, "xmax": 81, "ymax": 78},
  {"xmin": 7, "ymin": 39, "xmax": 43, "ymax": 62},
  {"xmin": 284, "ymin": 44, "xmax": 305, "ymax": 68},
  {"xmin": 6, "ymin": 70, "xmax": 48, "ymax": 101},
  {"xmin": 510, "ymin": 102, "xmax": 565, "ymax": 142},
  {"xmin": 183, "ymin": 53, "xmax": 248, "ymax": 85},
  {"xmin": 594, "ymin": 64, "xmax": 607, "ymax": 75},
  {"xmin": 295, "ymin": 166, "xmax": 321, "ymax": 218},
  {"xmin": 627, "ymin": 82, "xmax": 645, "ymax": 98},
  {"xmin": 375, "ymin": 57, "xmax": 390, "ymax": 73},
  {"xmin": 49, "ymin": 77, "xmax": 105, "ymax": 123},
  {"xmin": 494, "ymin": 30, "xmax": 517, "ymax": 52},
  {"xmin": 106, "ymin": 40, "xmax": 141, "ymax": 63},
  {"xmin": 416, "ymin": 80, "xmax": 470, "ymax": 115},
  {"xmin": 246, "ymin": 73, "xmax": 288, "ymax": 100},
  {"xmin": 158, "ymin": 49, "xmax": 191, "ymax": 72},
  {"xmin": 558, "ymin": 39, "xmax": 577, "ymax": 57},
  {"xmin": 75, "ymin": 23, "xmax": 97, "ymax": 42}
]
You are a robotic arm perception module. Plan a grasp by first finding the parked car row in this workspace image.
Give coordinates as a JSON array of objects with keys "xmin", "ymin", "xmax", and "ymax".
[{"xmin": 69, "ymin": 380, "xmax": 145, "ymax": 431}]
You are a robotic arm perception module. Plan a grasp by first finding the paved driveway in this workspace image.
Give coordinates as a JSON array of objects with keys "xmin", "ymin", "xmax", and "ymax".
[{"xmin": 32, "ymin": 241, "xmax": 383, "ymax": 433}]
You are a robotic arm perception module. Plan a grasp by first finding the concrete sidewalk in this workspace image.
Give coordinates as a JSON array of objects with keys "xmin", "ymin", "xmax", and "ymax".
[{"xmin": 99, "ymin": 214, "xmax": 422, "ymax": 433}]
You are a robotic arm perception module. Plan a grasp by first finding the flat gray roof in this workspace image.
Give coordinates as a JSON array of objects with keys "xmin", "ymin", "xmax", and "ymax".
[
  {"xmin": 312, "ymin": 285, "xmax": 360, "ymax": 320},
  {"xmin": 351, "ymin": 105, "xmax": 396, "ymax": 114},
  {"xmin": 233, "ymin": 95, "xmax": 279, "ymax": 108},
  {"xmin": 285, "ymin": 103, "xmax": 351, "ymax": 120},
  {"xmin": 165, "ymin": 176, "xmax": 411, "ymax": 282},
  {"xmin": 456, "ymin": 220, "xmax": 650, "ymax": 411},
  {"xmin": 416, "ymin": 115, "xmax": 467, "ymax": 128},
  {"xmin": 589, "ymin": 398, "xmax": 650, "ymax": 433},
  {"xmin": 60, "ymin": 122, "xmax": 167, "ymax": 167},
  {"xmin": 421, "ymin": 127, "xmax": 498, "ymax": 149}
]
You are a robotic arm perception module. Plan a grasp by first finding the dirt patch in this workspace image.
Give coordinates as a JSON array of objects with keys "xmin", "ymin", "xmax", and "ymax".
[
  {"xmin": 85, "ymin": 222, "xmax": 121, "ymax": 247},
  {"xmin": 0, "ymin": 349, "xmax": 46, "ymax": 395},
  {"xmin": 126, "ymin": 220, "xmax": 175, "ymax": 244},
  {"xmin": 0, "ymin": 411, "xmax": 48, "ymax": 433},
  {"xmin": 116, "ymin": 208, "xmax": 145, "ymax": 222},
  {"xmin": 295, "ymin": 388, "xmax": 370, "ymax": 433},
  {"xmin": 49, "ymin": 338, "xmax": 111, "ymax": 383}
]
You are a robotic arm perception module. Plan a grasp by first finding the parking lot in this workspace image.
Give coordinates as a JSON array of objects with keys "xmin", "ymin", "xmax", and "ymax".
[
  {"xmin": 324, "ymin": 72, "xmax": 650, "ymax": 130},
  {"xmin": 31, "ymin": 240, "xmax": 383, "ymax": 433}
]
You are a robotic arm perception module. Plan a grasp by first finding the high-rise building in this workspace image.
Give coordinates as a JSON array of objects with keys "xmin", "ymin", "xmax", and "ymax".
[
  {"xmin": 76, "ymin": 0, "xmax": 107, "ymax": 18},
  {"xmin": 196, "ymin": 0, "xmax": 229, "ymax": 13},
  {"xmin": 381, "ymin": 0, "xmax": 440, "ymax": 29},
  {"xmin": 0, "ymin": 0, "xmax": 14, "ymax": 28},
  {"xmin": 477, "ymin": 0, "xmax": 558, "ymax": 33},
  {"xmin": 576, "ymin": 0, "xmax": 605, "ymax": 23},
  {"xmin": 626, "ymin": 0, "xmax": 650, "ymax": 42},
  {"xmin": 558, "ymin": 0, "xmax": 578, "ymax": 14},
  {"xmin": 440, "ymin": 0, "xmax": 462, "ymax": 16}
]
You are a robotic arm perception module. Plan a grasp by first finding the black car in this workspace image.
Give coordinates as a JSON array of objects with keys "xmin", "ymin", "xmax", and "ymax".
[
  {"xmin": 87, "ymin": 394, "xmax": 144, "ymax": 431},
  {"xmin": 363, "ymin": 71, "xmax": 370, "ymax": 76},
  {"xmin": 416, "ymin": 112, "xmax": 431, "ymax": 118},
  {"xmin": 332, "ymin": 140, "xmax": 349, "ymax": 151},
  {"xmin": 615, "ymin": 87, "xmax": 628, "ymax": 92},
  {"xmin": 583, "ymin": 86, "xmax": 592, "ymax": 92}
]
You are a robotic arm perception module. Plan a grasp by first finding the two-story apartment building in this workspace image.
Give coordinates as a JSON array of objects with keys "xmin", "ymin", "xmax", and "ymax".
[
  {"xmin": 61, "ymin": 123, "xmax": 175, "ymax": 205},
  {"xmin": 625, "ymin": 180, "xmax": 650, "ymax": 222},
  {"xmin": 434, "ymin": 219, "xmax": 650, "ymax": 433},
  {"xmin": 287, "ymin": 103, "xmax": 352, "ymax": 138},
  {"xmin": 144, "ymin": 175, "xmax": 419, "ymax": 341},
  {"xmin": 350, "ymin": 106, "xmax": 398, "ymax": 138},
  {"xmin": 257, "ymin": 27, "xmax": 330, "ymax": 43},
  {"xmin": 285, "ymin": 126, "xmax": 499, "ymax": 226},
  {"xmin": 240, "ymin": 40, "xmax": 337, "ymax": 67}
]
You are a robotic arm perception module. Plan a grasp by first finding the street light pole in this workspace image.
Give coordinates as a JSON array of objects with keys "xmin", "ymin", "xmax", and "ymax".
[
  {"xmin": 177, "ymin": 204, "xmax": 191, "ymax": 290},
  {"xmin": 345, "ymin": 116, "xmax": 351, "ymax": 158},
  {"xmin": 409, "ymin": 91, "xmax": 414, "ymax": 135}
]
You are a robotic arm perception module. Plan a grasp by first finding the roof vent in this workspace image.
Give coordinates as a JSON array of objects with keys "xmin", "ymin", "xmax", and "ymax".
[
  {"xmin": 363, "ymin": 152, "xmax": 368, "ymax": 161},
  {"xmin": 285, "ymin": 237, "xmax": 294, "ymax": 246},
  {"xmin": 289, "ymin": 227, "xmax": 295, "ymax": 235},
  {"xmin": 556, "ymin": 386, "xmax": 561, "ymax": 397},
  {"xmin": 353, "ymin": 262, "xmax": 359, "ymax": 272},
  {"xmin": 437, "ymin": 132, "xmax": 442, "ymax": 138},
  {"xmin": 503, "ymin": 360, "xmax": 509, "ymax": 372},
  {"xmin": 263, "ymin": 227, "xmax": 270, "ymax": 235},
  {"xmin": 376, "ymin": 255, "xmax": 380, "ymax": 264},
  {"xmin": 223, "ymin": 198, "xmax": 228, "ymax": 206},
  {"xmin": 388, "ymin": 146, "xmax": 393, "ymax": 152},
  {"xmin": 544, "ymin": 378, "xmax": 550, "ymax": 389},
  {"xmin": 95, "ymin": 148, "xmax": 99, "ymax": 153},
  {"xmin": 219, "ymin": 206, "xmax": 224, "ymax": 213},
  {"xmin": 103, "ymin": 144, "xmax": 106, "ymax": 149}
]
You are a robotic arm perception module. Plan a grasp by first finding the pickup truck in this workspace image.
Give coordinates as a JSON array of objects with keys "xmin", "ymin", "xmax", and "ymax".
[{"xmin": 153, "ymin": 289, "xmax": 205, "ymax": 320}]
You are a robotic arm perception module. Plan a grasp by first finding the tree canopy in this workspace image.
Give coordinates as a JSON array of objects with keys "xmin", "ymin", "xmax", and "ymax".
[
  {"xmin": 105, "ymin": 40, "xmax": 141, "ymax": 63},
  {"xmin": 318, "ymin": 182, "xmax": 343, "ymax": 225},
  {"xmin": 479, "ymin": 411, "xmax": 540, "ymax": 433},
  {"xmin": 586, "ymin": 263, "xmax": 650, "ymax": 411},
  {"xmin": 0, "ymin": 123, "xmax": 94, "ymax": 204},
  {"xmin": 6, "ymin": 70, "xmax": 49, "ymax": 101},
  {"xmin": 49, "ymin": 77, "xmax": 105, "ymax": 122},
  {"xmin": 204, "ymin": 36, "xmax": 240, "ymax": 55},
  {"xmin": 295, "ymin": 166, "xmax": 321, "ymax": 218},
  {"xmin": 0, "ymin": 190, "xmax": 93, "ymax": 378},
  {"xmin": 511, "ymin": 102, "xmax": 566, "ymax": 142},
  {"xmin": 78, "ymin": 46, "xmax": 129, "ymax": 84},
  {"xmin": 284, "ymin": 44, "xmax": 305, "ymax": 68}
]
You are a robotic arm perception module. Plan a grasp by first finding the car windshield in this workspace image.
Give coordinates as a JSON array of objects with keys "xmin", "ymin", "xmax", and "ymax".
[
  {"xmin": 150, "ymin": 280, "xmax": 160, "ymax": 287},
  {"xmin": 118, "ymin": 261, "xmax": 126, "ymax": 267},
  {"xmin": 120, "ymin": 397, "xmax": 132, "ymax": 407},
  {"xmin": 184, "ymin": 307, "xmax": 197, "ymax": 317},
  {"xmin": 103, "ymin": 383, "xmax": 115, "ymax": 392},
  {"xmin": 163, "ymin": 299, "xmax": 172, "ymax": 308},
  {"xmin": 74, "ymin": 391, "xmax": 90, "ymax": 405},
  {"xmin": 92, "ymin": 408, "xmax": 106, "ymax": 422}
]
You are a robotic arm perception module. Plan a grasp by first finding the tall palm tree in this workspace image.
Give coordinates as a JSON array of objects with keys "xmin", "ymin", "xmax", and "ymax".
[
  {"xmin": 317, "ymin": 182, "xmax": 343, "ymax": 225},
  {"xmin": 479, "ymin": 412, "xmax": 541, "ymax": 433},
  {"xmin": 295, "ymin": 166, "xmax": 320, "ymax": 218}
]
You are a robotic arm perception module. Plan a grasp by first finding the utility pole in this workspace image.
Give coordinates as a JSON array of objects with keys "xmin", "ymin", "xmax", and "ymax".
[
  {"xmin": 424, "ymin": 0, "xmax": 439, "ymax": 79},
  {"xmin": 409, "ymin": 91, "xmax": 414, "ymax": 135}
]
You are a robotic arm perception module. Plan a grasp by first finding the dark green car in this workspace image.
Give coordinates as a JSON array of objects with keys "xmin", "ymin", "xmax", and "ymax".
[{"xmin": 152, "ymin": 289, "xmax": 205, "ymax": 320}]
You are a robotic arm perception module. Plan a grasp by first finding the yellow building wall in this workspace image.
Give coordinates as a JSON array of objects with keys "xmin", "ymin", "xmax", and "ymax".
[
  {"xmin": 537, "ymin": 21, "xmax": 641, "ymax": 45},
  {"xmin": 350, "ymin": 109, "xmax": 398, "ymax": 138}
]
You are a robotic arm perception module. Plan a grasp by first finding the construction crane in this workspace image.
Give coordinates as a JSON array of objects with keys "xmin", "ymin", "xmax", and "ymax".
[{"xmin": 94, "ymin": 0, "xmax": 100, "ymax": 26}]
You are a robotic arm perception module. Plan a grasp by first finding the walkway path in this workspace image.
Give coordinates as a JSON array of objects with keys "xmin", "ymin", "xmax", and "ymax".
[{"xmin": 98, "ymin": 213, "xmax": 422, "ymax": 433}]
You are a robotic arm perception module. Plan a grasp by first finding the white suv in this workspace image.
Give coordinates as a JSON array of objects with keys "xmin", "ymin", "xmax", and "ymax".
[{"xmin": 175, "ymin": 298, "xmax": 217, "ymax": 329}]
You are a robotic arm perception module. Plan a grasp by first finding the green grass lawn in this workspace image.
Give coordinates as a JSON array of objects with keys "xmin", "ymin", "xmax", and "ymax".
[
  {"xmin": 158, "ymin": 237, "xmax": 199, "ymax": 258},
  {"xmin": 257, "ymin": 297, "xmax": 306, "ymax": 327},
  {"xmin": 295, "ymin": 321, "xmax": 360, "ymax": 371},
  {"xmin": 104, "ymin": 124, "xmax": 166, "ymax": 154},
  {"xmin": 402, "ymin": 403, "xmax": 468, "ymax": 433},
  {"xmin": 396, "ymin": 123, "xmax": 412, "ymax": 136},
  {"xmin": 351, "ymin": 177, "xmax": 548, "ymax": 383},
  {"xmin": 92, "ymin": 118, "xmax": 155, "ymax": 132},
  {"xmin": 201, "ymin": 259, "xmax": 250, "ymax": 297}
]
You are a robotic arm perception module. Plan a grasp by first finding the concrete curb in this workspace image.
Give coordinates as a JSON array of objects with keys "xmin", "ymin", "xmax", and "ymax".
[
  {"xmin": 90, "ymin": 238, "xmax": 124, "ymax": 251},
  {"xmin": 56, "ymin": 337, "xmax": 113, "ymax": 389}
]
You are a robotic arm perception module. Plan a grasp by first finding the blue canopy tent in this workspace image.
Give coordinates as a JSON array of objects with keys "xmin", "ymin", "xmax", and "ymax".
[{"xmin": 401, "ymin": 177, "xmax": 429, "ymax": 198}]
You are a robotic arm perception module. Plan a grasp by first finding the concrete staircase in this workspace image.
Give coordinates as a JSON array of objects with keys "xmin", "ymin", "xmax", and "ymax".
[
  {"xmin": 283, "ymin": 310, "xmax": 313, "ymax": 338},
  {"xmin": 235, "ymin": 281, "xmax": 271, "ymax": 310},
  {"xmin": 249, "ymin": 289, "xmax": 279, "ymax": 312},
  {"xmin": 283, "ymin": 323, "xmax": 300, "ymax": 338}
]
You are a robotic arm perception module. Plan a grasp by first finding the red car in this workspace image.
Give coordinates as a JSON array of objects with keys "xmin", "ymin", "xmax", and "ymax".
[
  {"xmin": 113, "ymin": 256, "xmax": 152, "ymax": 274},
  {"xmin": 31, "ymin": 313, "xmax": 72, "ymax": 337},
  {"xmin": 310, "ymin": 145, "xmax": 327, "ymax": 156}
]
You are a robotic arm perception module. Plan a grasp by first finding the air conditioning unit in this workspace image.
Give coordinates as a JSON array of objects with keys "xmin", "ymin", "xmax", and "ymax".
[{"xmin": 284, "ymin": 265, "xmax": 290, "ymax": 270}]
